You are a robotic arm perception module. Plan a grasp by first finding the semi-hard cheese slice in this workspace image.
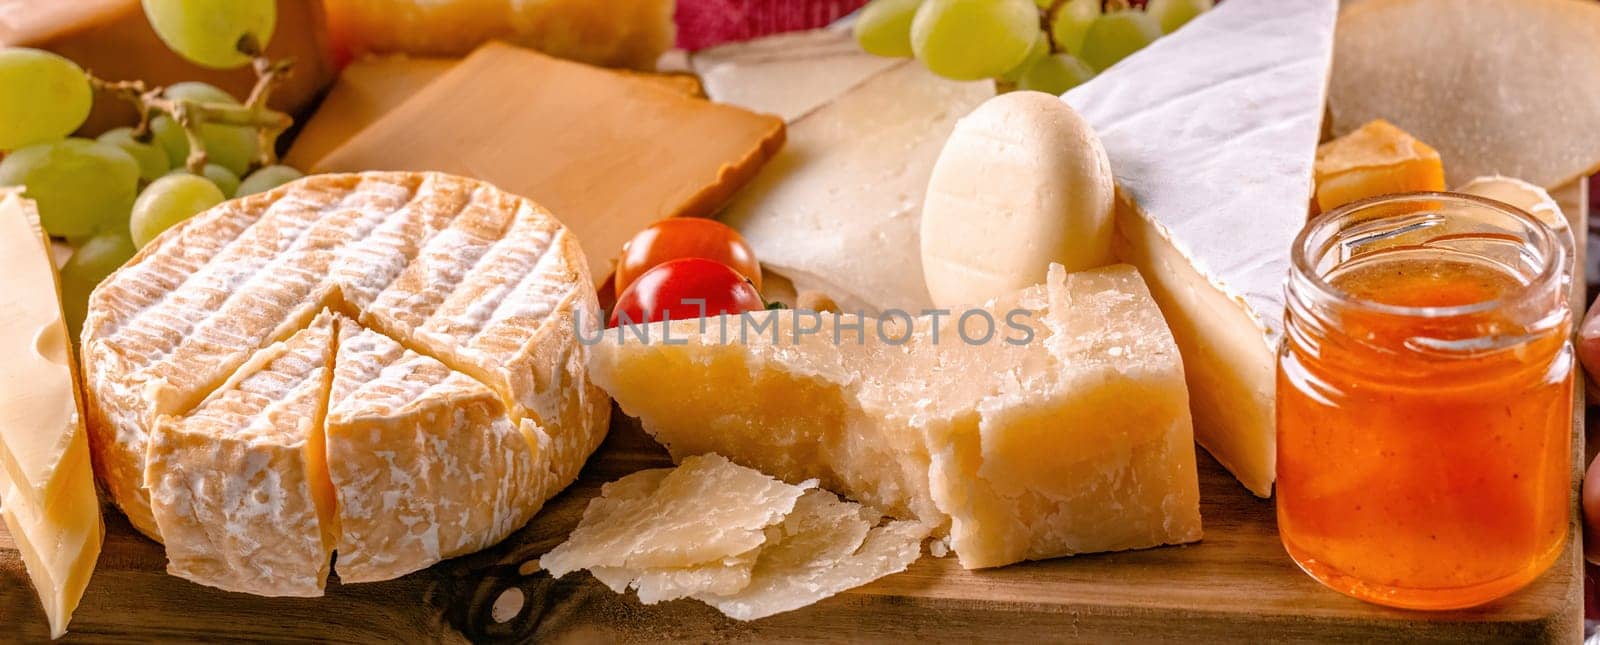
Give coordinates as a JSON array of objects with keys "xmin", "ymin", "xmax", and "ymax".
[
  {"xmin": 1063, "ymin": 0, "xmax": 1337, "ymax": 497},
  {"xmin": 690, "ymin": 27, "xmax": 899, "ymax": 122},
  {"xmin": 0, "ymin": 191, "xmax": 102, "ymax": 637},
  {"xmin": 588, "ymin": 264, "xmax": 1202, "ymax": 569},
  {"xmin": 144, "ymin": 311, "xmax": 339, "ymax": 597},
  {"xmin": 312, "ymin": 43, "xmax": 786, "ymax": 283},
  {"xmin": 82, "ymin": 172, "xmax": 608, "ymax": 594},
  {"xmin": 721, "ymin": 61, "xmax": 995, "ymax": 314},
  {"xmin": 1313, "ymin": 119, "xmax": 1445, "ymax": 215}
]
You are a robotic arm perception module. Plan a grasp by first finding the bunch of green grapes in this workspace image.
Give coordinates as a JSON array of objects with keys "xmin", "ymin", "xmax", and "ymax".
[
  {"xmin": 854, "ymin": 0, "xmax": 1212, "ymax": 94},
  {"xmin": 0, "ymin": 0, "xmax": 305, "ymax": 337}
]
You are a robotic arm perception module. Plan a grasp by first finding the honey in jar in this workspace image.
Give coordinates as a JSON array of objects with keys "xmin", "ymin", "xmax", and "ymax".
[{"xmin": 1277, "ymin": 193, "xmax": 1573, "ymax": 610}]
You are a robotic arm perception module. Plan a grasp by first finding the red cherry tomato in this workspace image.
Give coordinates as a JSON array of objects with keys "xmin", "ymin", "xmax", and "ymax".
[
  {"xmin": 614, "ymin": 218, "xmax": 761, "ymax": 297},
  {"xmin": 609, "ymin": 258, "xmax": 766, "ymax": 327}
]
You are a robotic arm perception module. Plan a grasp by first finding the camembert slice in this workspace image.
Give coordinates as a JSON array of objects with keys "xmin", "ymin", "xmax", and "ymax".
[
  {"xmin": 1063, "ymin": 0, "xmax": 1337, "ymax": 496},
  {"xmin": 588, "ymin": 264, "xmax": 1201, "ymax": 569},
  {"xmin": 0, "ymin": 191, "xmax": 102, "ymax": 638},
  {"xmin": 144, "ymin": 311, "xmax": 339, "ymax": 597},
  {"xmin": 81, "ymin": 172, "xmax": 608, "ymax": 594}
]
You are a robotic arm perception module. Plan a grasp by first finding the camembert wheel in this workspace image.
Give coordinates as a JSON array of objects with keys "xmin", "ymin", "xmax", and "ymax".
[{"xmin": 81, "ymin": 172, "xmax": 610, "ymax": 596}]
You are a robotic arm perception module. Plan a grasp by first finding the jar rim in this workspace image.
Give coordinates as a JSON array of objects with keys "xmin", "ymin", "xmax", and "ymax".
[{"xmin": 1289, "ymin": 191, "xmax": 1568, "ymax": 319}]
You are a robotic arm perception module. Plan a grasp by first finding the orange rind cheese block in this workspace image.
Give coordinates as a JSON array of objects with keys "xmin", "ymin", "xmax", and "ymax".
[
  {"xmin": 1313, "ymin": 118, "xmax": 1446, "ymax": 214},
  {"xmin": 83, "ymin": 172, "xmax": 610, "ymax": 596}
]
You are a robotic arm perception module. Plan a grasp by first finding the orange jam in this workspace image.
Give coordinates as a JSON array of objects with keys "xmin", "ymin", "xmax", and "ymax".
[{"xmin": 1277, "ymin": 193, "xmax": 1573, "ymax": 610}]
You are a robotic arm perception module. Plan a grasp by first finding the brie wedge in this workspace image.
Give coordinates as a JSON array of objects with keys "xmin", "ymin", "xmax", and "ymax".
[{"xmin": 1063, "ymin": 0, "xmax": 1337, "ymax": 496}]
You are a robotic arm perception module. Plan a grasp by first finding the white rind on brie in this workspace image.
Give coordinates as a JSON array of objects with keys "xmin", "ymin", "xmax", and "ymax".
[
  {"xmin": 81, "ymin": 172, "xmax": 609, "ymax": 595},
  {"xmin": 1063, "ymin": 0, "xmax": 1337, "ymax": 496}
]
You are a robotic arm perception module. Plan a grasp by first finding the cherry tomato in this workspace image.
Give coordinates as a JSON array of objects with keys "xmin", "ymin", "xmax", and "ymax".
[
  {"xmin": 609, "ymin": 258, "xmax": 766, "ymax": 327},
  {"xmin": 615, "ymin": 218, "xmax": 761, "ymax": 297}
]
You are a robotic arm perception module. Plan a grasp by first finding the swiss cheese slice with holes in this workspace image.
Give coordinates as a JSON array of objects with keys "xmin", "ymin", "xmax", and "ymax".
[{"xmin": 81, "ymin": 172, "xmax": 609, "ymax": 595}]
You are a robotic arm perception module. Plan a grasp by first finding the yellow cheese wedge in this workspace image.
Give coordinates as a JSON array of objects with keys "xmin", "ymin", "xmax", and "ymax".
[
  {"xmin": 311, "ymin": 43, "xmax": 786, "ymax": 283},
  {"xmin": 0, "ymin": 191, "xmax": 102, "ymax": 638},
  {"xmin": 1313, "ymin": 119, "xmax": 1446, "ymax": 214},
  {"xmin": 587, "ymin": 264, "xmax": 1202, "ymax": 569}
]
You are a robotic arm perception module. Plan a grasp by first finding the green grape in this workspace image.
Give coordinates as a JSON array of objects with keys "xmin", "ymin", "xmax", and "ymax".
[
  {"xmin": 142, "ymin": 0, "xmax": 277, "ymax": 69},
  {"xmin": 60, "ymin": 230, "xmax": 136, "ymax": 341},
  {"xmin": 148, "ymin": 114, "xmax": 259, "ymax": 177},
  {"xmin": 1079, "ymin": 10, "xmax": 1162, "ymax": 72},
  {"xmin": 169, "ymin": 164, "xmax": 241, "ymax": 196},
  {"xmin": 855, "ymin": 0, "xmax": 922, "ymax": 58},
  {"xmin": 163, "ymin": 80, "xmax": 238, "ymax": 105},
  {"xmin": 0, "ymin": 48, "xmax": 92, "ymax": 151},
  {"xmin": 911, "ymin": 0, "xmax": 1039, "ymax": 81},
  {"xmin": 1146, "ymin": 0, "xmax": 1213, "ymax": 34},
  {"xmin": 1000, "ymin": 32, "xmax": 1048, "ymax": 83},
  {"xmin": 98, "ymin": 128, "xmax": 171, "ymax": 182},
  {"xmin": 1017, "ymin": 53, "xmax": 1097, "ymax": 95},
  {"xmin": 0, "ymin": 139, "xmax": 140, "ymax": 238},
  {"xmin": 130, "ymin": 173, "xmax": 225, "ymax": 248},
  {"xmin": 235, "ymin": 165, "xmax": 303, "ymax": 198},
  {"xmin": 1048, "ymin": 0, "xmax": 1100, "ymax": 56}
]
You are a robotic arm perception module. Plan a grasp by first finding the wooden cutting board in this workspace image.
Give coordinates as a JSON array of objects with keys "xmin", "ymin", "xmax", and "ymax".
[{"xmin": 1, "ymin": 186, "xmax": 1588, "ymax": 643}]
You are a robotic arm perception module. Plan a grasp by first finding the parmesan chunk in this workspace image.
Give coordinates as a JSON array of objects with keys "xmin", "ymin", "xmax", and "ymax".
[{"xmin": 587, "ymin": 264, "xmax": 1202, "ymax": 569}]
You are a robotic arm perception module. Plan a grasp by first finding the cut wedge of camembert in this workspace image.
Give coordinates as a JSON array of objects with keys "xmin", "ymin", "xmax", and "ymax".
[
  {"xmin": 588, "ymin": 265, "xmax": 1201, "ymax": 569},
  {"xmin": 1063, "ymin": 0, "xmax": 1337, "ymax": 497},
  {"xmin": 82, "ymin": 172, "xmax": 610, "ymax": 595}
]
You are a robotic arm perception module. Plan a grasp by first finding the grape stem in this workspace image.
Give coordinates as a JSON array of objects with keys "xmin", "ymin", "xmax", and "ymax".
[{"xmin": 86, "ymin": 44, "xmax": 294, "ymax": 174}]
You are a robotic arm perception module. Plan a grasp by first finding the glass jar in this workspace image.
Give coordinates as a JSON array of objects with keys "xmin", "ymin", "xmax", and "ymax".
[{"xmin": 1277, "ymin": 192, "xmax": 1573, "ymax": 610}]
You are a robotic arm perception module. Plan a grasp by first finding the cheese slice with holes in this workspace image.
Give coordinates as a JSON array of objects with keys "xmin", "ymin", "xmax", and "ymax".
[
  {"xmin": 1063, "ymin": 0, "xmax": 1337, "ymax": 496},
  {"xmin": 0, "ymin": 191, "xmax": 102, "ymax": 637},
  {"xmin": 81, "ymin": 172, "xmax": 609, "ymax": 595},
  {"xmin": 588, "ymin": 264, "xmax": 1201, "ymax": 569}
]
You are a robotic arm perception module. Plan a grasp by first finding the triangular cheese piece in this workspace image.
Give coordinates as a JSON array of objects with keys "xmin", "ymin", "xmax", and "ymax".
[
  {"xmin": 144, "ymin": 310, "xmax": 339, "ymax": 597},
  {"xmin": 0, "ymin": 191, "xmax": 103, "ymax": 637},
  {"xmin": 326, "ymin": 322, "xmax": 544, "ymax": 584},
  {"xmin": 1063, "ymin": 0, "xmax": 1337, "ymax": 497},
  {"xmin": 721, "ymin": 61, "xmax": 995, "ymax": 314}
]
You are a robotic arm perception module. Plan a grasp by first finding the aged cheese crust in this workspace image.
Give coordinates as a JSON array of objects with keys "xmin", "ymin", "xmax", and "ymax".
[{"xmin": 81, "ymin": 172, "xmax": 609, "ymax": 594}]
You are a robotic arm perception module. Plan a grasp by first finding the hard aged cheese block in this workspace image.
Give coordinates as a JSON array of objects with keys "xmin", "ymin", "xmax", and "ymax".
[
  {"xmin": 81, "ymin": 172, "xmax": 609, "ymax": 594},
  {"xmin": 542, "ymin": 455, "xmax": 929, "ymax": 620},
  {"xmin": 587, "ymin": 264, "xmax": 1202, "ymax": 569},
  {"xmin": 0, "ymin": 191, "xmax": 102, "ymax": 638},
  {"xmin": 324, "ymin": 0, "xmax": 674, "ymax": 70},
  {"xmin": 0, "ymin": 0, "xmax": 334, "ymax": 136},
  {"xmin": 1313, "ymin": 119, "xmax": 1445, "ymax": 214},
  {"xmin": 1064, "ymin": 0, "xmax": 1337, "ymax": 497},
  {"xmin": 690, "ymin": 27, "xmax": 899, "ymax": 122},
  {"xmin": 283, "ymin": 56, "xmax": 458, "ymax": 170},
  {"xmin": 313, "ymin": 43, "xmax": 785, "ymax": 284},
  {"xmin": 284, "ymin": 55, "xmax": 704, "ymax": 170},
  {"xmin": 720, "ymin": 61, "xmax": 995, "ymax": 314}
]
